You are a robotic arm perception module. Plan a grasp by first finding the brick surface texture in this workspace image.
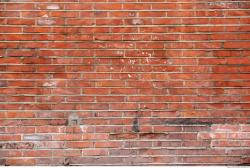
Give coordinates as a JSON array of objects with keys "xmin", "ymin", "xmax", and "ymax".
[{"xmin": 0, "ymin": 0, "xmax": 250, "ymax": 166}]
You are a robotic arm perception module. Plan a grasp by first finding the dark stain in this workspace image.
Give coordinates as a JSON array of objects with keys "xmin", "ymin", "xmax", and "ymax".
[
  {"xmin": 63, "ymin": 158, "xmax": 70, "ymax": 166},
  {"xmin": 0, "ymin": 81, "xmax": 7, "ymax": 87},
  {"xmin": 132, "ymin": 109, "xmax": 141, "ymax": 133},
  {"xmin": 110, "ymin": 133, "xmax": 137, "ymax": 140},
  {"xmin": 0, "ymin": 159, "xmax": 6, "ymax": 166},
  {"xmin": 238, "ymin": 163, "xmax": 250, "ymax": 166},
  {"xmin": 132, "ymin": 118, "xmax": 140, "ymax": 133},
  {"xmin": 164, "ymin": 118, "xmax": 213, "ymax": 126},
  {"xmin": 0, "ymin": 142, "xmax": 34, "ymax": 149},
  {"xmin": 68, "ymin": 113, "xmax": 80, "ymax": 126}
]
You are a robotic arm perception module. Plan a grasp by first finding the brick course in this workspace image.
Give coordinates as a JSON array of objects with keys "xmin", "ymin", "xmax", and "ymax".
[{"xmin": 0, "ymin": 0, "xmax": 250, "ymax": 165}]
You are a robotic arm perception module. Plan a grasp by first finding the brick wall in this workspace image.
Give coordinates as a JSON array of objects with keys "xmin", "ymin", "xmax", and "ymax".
[{"xmin": 0, "ymin": 0, "xmax": 250, "ymax": 166}]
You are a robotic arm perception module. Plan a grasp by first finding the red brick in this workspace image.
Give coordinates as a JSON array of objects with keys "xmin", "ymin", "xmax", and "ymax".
[{"xmin": 1, "ymin": 0, "xmax": 249, "ymax": 166}]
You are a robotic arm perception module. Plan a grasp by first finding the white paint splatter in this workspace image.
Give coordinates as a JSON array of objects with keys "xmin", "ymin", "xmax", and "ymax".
[
  {"xmin": 129, "ymin": 59, "xmax": 136, "ymax": 64},
  {"xmin": 42, "ymin": 14, "xmax": 49, "ymax": 18},
  {"xmin": 208, "ymin": 2, "xmax": 235, "ymax": 8},
  {"xmin": 43, "ymin": 81, "xmax": 57, "ymax": 87},
  {"xmin": 38, "ymin": 18, "xmax": 55, "ymax": 25},
  {"xmin": 132, "ymin": 19, "xmax": 143, "ymax": 25},
  {"xmin": 47, "ymin": 4, "xmax": 60, "ymax": 10},
  {"xmin": 116, "ymin": 51, "xmax": 124, "ymax": 55},
  {"xmin": 80, "ymin": 125, "xmax": 88, "ymax": 133}
]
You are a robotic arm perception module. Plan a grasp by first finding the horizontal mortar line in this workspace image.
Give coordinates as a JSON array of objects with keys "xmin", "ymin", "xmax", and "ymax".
[
  {"xmin": 0, "ymin": 72, "xmax": 250, "ymax": 74},
  {"xmin": 0, "ymin": 139, "xmax": 204, "ymax": 141},
  {"xmin": 2, "ymin": 16, "xmax": 250, "ymax": 19},
  {"xmin": 1, "ymin": 79, "xmax": 250, "ymax": 81},
  {"xmin": 2, "ymin": 93, "xmax": 250, "ymax": 95},
  {"xmin": 0, "ymin": 102, "xmax": 249, "ymax": 104},
  {"xmin": 0, "ymin": 156, "xmax": 246, "ymax": 159},
  {"xmin": 1, "ymin": 139, "xmax": 248, "ymax": 142},
  {"xmin": 1, "ymin": 38, "xmax": 250, "ymax": 41},
  {"xmin": 3, "ymin": 62, "xmax": 250, "ymax": 64},
  {"xmin": 38, "ymin": 70, "xmax": 250, "ymax": 72},
  {"xmin": 2, "ymin": 139, "xmax": 249, "ymax": 142},
  {"xmin": 1, "ymin": 116, "xmax": 250, "ymax": 118},
  {"xmin": 0, "ymin": 109, "xmax": 250, "ymax": 111},
  {"xmin": 1, "ymin": 118, "xmax": 250, "ymax": 120},
  {"xmin": 1, "ymin": 93, "xmax": 250, "ymax": 95},
  {"xmin": 0, "ymin": 154, "xmax": 245, "ymax": 157},
  {"xmin": 3, "ymin": 60, "xmax": 250, "ymax": 63},
  {"xmin": 60, "ymin": 164, "xmax": 244, "ymax": 166},
  {"xmin": 1, "ymin": 1, "xmax": 249, "ymax": 3},
  {"xmin": 0, "ymin": 127, "xmax": 239, "ymax": 129},
  {"xmin": 8, "ymin": 31, "xmax": 250, "ymax": 34},
  {"xmin": 2, "ymin": 9, "xmax": 250, "ymax": 11},
  {"xmin": 0, "ymin": 109, "xmax": 249, "ymax": 111},
  {"xmin": 1, "ymin": 32, "xmax": 249, "ymax": 35},
  {"xmin": 1, "ymin": 80, "xmax": 250, "ymax": 83},
  {"xmin": 2, "ymin": 41, "xmax": 250, "ymax": 43},
  {"xmin": 8, "ymin": 48, "xmax": 248, "ymax": 51},
  {"xmin": 0, "ymin": 110, "xmax": 249, "ymax": 112},
  {"xmin": 2, "ymin": 131, "xmax": 250, "ymax": 134},
  {"xmin": 2, "ymin": 50, "xmax": 250, "ymax": 53},
  {"xmin": 3, "ymin": 138, "xmax": 250, "ymax": 144},
  {"xmin": 2, "ymin": 23, "xmax": 250, "ymax": 27},
  {"xmin": 1, "ymin": 24, "xmax": 250, "ymax": 27},
  {"xmin": 2, "ymin": 40, "xmax": 250, "ymax": 42},
  {"xmin": 2, "ymin": 56, "xmax": 249, "ymax": 59},
  {"xmin": 0, "ymin": 147, "xmax": 249, "ymax": 151},
  {"xmin": 0, "ymin": 148, "xmax": 246, "ymax": 156},
  {"xmin": 63, "ymin": 164, "xmax": 245, "ymax": 166},
  {"xmin": 76, "ymin": 156, "xmax": 248, "ymax": 159},
  {"xmin": 3, "ymin": 57, "xmax": 250, "ymax": 60},
  {"xmin": 0, "ymin": 55, "xmax": 250, "ymax": 58},
  {"xmin": 0, "ymin": 102, "xmax": 250, "ymax": 104}
]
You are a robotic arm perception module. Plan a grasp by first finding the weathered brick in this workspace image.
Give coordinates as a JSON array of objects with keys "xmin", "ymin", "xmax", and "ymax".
[{"xmin": 1, "ymin": 0, "xmax": 249, "ymax": 166}]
